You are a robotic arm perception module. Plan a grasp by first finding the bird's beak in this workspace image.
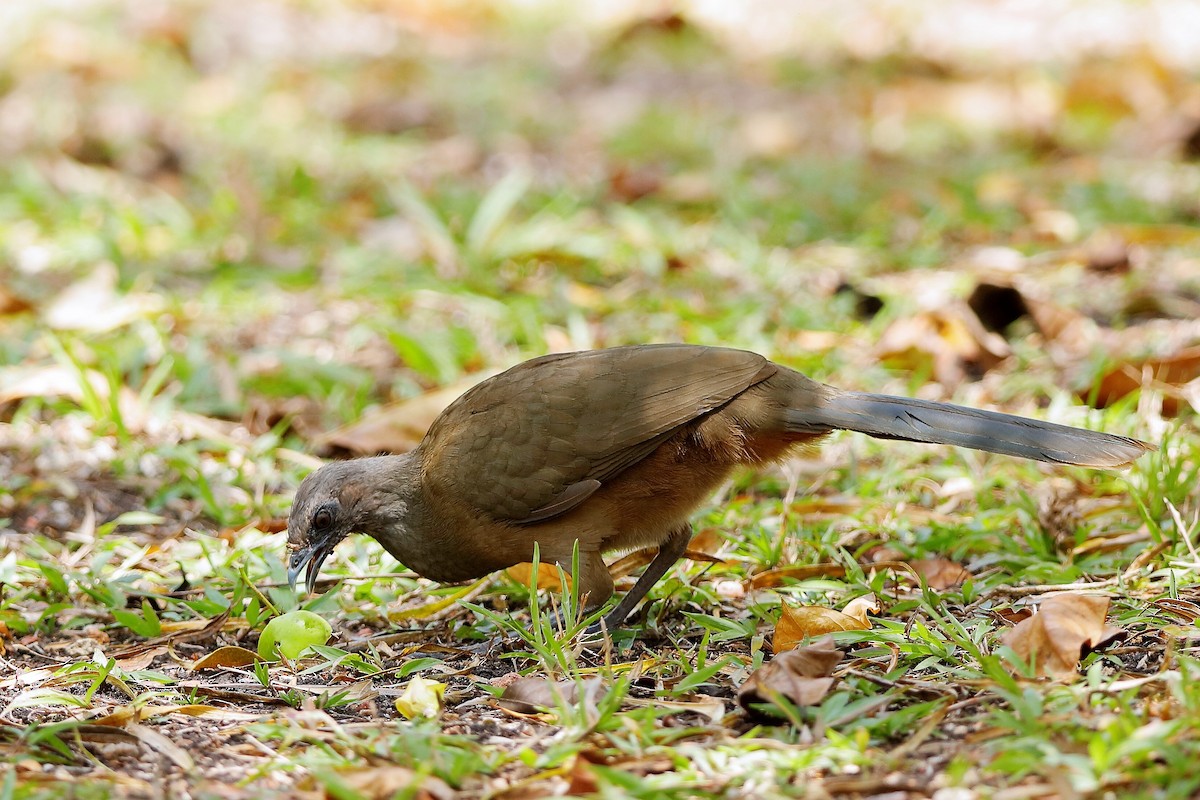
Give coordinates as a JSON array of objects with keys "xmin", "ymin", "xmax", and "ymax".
[{"xmin": 287, "ymin": 537, "xmax": 336, "ymax": 594}]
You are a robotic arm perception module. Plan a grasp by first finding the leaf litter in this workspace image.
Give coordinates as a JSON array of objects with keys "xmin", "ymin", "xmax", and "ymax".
[{"xmin": 0, "ymin": 0, "xmax": 1193, "ymax": 797}]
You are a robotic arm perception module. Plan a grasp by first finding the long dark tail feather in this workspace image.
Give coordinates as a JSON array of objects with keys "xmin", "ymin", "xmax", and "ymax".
[{"xmin": 785, "ymin": 392, "xmax": 1153, "ymax": 468}]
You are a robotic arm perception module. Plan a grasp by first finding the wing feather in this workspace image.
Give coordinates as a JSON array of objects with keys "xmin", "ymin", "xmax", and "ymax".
[{"xmin": 420, "ymin": 345, "xmax": 774, "ymax": 522}]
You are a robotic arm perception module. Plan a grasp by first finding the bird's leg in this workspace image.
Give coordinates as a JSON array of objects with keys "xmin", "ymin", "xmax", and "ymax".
[{"xmin": 599, "ymin": 523, "xmax": 692, "ymax": 631}]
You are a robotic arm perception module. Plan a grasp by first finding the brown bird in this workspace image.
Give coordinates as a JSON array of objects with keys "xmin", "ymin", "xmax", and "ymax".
[{"xmin": 286, "ymin": 344, "xmax": 1151, "ymax": 629}]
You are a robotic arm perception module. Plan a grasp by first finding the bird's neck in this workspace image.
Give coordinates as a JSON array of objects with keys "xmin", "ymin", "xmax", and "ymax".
[
  {"xmin": 354, "ymin": 452, "xmax": 423, "ymax": 531},
  {"xmin": 350, "ymin": 452, "xmax": 438, "ymax": 566}
]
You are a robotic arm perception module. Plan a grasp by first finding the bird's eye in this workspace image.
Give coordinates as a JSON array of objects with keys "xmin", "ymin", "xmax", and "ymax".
[{"xmin": 312, "ymin": 506, "xmax": 334, "ymax": 531}]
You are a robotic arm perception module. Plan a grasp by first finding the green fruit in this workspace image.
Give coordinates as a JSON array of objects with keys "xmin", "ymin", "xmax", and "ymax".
[{"xmin": 258, "ymin": 610, "xmax": 332, "ymax": 660}]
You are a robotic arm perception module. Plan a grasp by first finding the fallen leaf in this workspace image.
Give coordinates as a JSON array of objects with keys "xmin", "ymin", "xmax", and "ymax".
[
  {"xmin": 190, "ymin": 645, "xmax": 262, "ymax": 671},
  {"xmin": 1031, "ymin": 207, "xmax": 1079, "ymax": 243},
  {"xmin": 841, "ymin": 594, "xmax": 879, "ymax": 626},
  {"xmin": 111, "ymin": 610, "xmax": 236, "ymax": 658},
  {"xmin": 0, "ymin": 285, "xmax": 32, "ymax": 316},
  {"xmin": 966, "ymin": 277, "xmax": 1138, "ymax": 386},
  {"xmin": 244, "ymin": 395, "xmax": 324, "ymax": 440},
  {"xmin": 774, "ymin": 603, "xmax": 870, "ymax": 652},
  {"xmin": 92, "ymin": 704, "xmax": 256, "ymax": 726},
  {"xmin": 992, "ymin": 606, "xmax": 1034, "ymax": 626},
  {"xmin": 506, "ymin": 562, "xmax": 570, "ymax": 592},
  {"xmin": 738, "ymin": 637, "xmax": 844, "ymax": 716},
  {"xmin": 608, "ymin": 164, "xmax": 663, "ymax": 202},
  {"xmin": 1088, "ymin": 344, "xmax": 1200, "ymax": 417},
  {"xmin": 322, "ymin": 766, "xmax": 453, "ymax": 800},
  {"xmin": 751, "ymin": 560, "xmax": 918, "ymax": 590},
  {"xmin": 687, "ymin": 527, "xmax": 726, "ymax": 556},
  {"xmin": 1152, "ymin": 597, "xmax": 1200, "ymax": 623},
  {"xmin": 750, "ymin": 564, "xmax": 847, "ymax": 589},
  {"xmin": 876, "ymin": 303, "xmax": 1010, "ymax": 389},
  {"xmin": 1000, "ymin": 593, "xmax": 1126, "ymax": 680},
  {"xmin": 394, "ymin": 676, "xmax": 447, "ymax": 720},
  {"xmin": 498, "ymin": 676, "xmax": 607, "ymax": 718},
  {"xmin": 174, "ymin": 682, "xmax": 291, "ymax": 705},
  {"xmin": 115, "ymin": 646, "xmax": 166, "ymax": 672},
  {"xmin": 315, "ymin": 374, "xmax": 494, "ymax": 455},
  {"xmin": 909, "ymin": 558, "xmax": 972, "ymax": 589}
]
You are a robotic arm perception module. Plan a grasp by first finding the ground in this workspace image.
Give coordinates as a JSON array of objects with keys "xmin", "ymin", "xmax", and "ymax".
[{"xmin": 1, "ymin": 1, "xmax": 1199, "ymax": 798}]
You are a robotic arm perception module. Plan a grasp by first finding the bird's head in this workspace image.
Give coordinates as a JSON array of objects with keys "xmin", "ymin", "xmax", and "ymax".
[
  {"xmin": 286, "ymin": 461, "xmax": 358, "ymax": 594},
  {"xmin": 286, "ymin": 456, "xmax": 418, "ymax": 594}
]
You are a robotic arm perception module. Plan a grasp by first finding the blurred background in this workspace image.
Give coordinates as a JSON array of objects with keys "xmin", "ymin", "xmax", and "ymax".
[
  {"xmin": 1, "ymin": 0, "xmax": 1197, "ymax": 531},
  {"xmin": 1, "ymin": 6, "xmax": 1197, "ymax": 792}
]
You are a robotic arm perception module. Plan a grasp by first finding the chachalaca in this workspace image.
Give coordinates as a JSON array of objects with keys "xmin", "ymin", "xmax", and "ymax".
[{"xmin": 286, "ymin": 344, "xmax": 1151, "ymax": 629}]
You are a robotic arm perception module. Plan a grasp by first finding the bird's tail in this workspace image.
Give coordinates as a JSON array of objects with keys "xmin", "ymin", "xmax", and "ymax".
[{"xmin": 785, "ymin": 391, "xmax": 1152, "ymax": 468}]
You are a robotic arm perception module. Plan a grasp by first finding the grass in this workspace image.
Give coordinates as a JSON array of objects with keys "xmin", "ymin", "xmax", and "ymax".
[{"xmin": 0, "ymin": 0, "xmax": 1198, "ymax": 797}]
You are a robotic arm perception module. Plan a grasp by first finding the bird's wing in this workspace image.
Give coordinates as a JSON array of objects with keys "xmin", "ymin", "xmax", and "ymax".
[{"xmin": 419, "ymin": 345, "xmax": 775, "ymax": 523}]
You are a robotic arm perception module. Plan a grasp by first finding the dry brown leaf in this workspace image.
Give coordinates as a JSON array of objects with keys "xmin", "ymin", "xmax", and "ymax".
[
  {"xmin": 190, "ymin": 645, "xmax": 262, "ymax": 671},
  {"xmin": 498, "ymin": 676, "xmax": 607, "ymax": 717},
  {"xmin": 0, "ymin": 285, "xmax": 32, "ymax": 316},
  {"xmin": 315, "ymin": 374, "xmax": 494, "ymax": 455},
  {"xmin": 505, "ymin": 562, "xmax": 570, "ymax": 592},
  {"xmin": 687, "ymin": 526, "xmax": 726, "ymax": 556},
  {"xmin": 750, "ymin": 564, "xmax": 848, "ymax": 589},
  {"xmin": 841, "ymin": 594, "xmax": 879, "ymax": 627},
  {"xmin": 1025, "ymin": 294, "xmax": 1096, "ymax": 346},
  {"xmin": 110, "ymin": 611, "xmax": 236, "ymax": 658},
  {"xmin": 1087, "ymin": 344, "xmax": 1200, "ymax": 417},
  {"xmin": 1152, "ymin": 597, "xmax": 1200, "ymax": 623},
  {"xmin": 774, "ymin": 603, "xmax": 870, "ymax": 652},
  {"xmin": 992, "ymin": 606, "xmax": 1034, "ymax": 626},
  {"xmin": 876, "ymin": 303, "xmax": 1010, "ymax": 389},
  {"xmin": 909, "ymin": 558, "xmax": 972, "ymax": 589},
  {"xmin": 738, "ymin": 637, "xmax": 844, "ymax": 715},
  {"xmin": 608, "ymin": 164, "xmax": 663, "ymax": 202},
  {"xmin": 326, "ymin": 766, "xmax": 453, "ymax": 800},
  {"xmin": 92, "ymin": 704, "xmax": 255, "ymax": 727},
  {"xmin": 1000, "ymin": 593, "xmax": 1126, "ymax": 680},
  {"xmin": 114, "ymin": 646, "xmax": 165, "ymax": 672},
  {"xmin": 565, "ymin": 754, "xmax": 601, "ymax": 796},
  {"xmin": 752, "ymin": 560, "xmax": 919, "ymax": 590}
]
